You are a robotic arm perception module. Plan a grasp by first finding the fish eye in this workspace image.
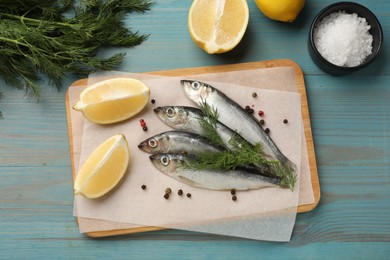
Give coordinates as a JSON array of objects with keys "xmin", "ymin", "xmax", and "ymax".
[
  {"xmin": 166, "ymin": 107, "xmax": 176, "ymax": 118},
  {"xmin": 191, "ymin": 81, "xmax": 201, "ymax": 90},
  {"xmin": 148, "ymin": 139, "xmax": 157, "ymax": 148},
  {"xmin": 160, "ymin": 156, "xmax": 170, "ymax": 166}
]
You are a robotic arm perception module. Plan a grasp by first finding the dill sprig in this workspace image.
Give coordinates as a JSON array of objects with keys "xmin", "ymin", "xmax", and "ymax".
[
  {"xmin": 187, "ymin": 101, "xmax": 297, "ymax": 190},
  {"xmin": 0, "ymin": 0, "xmax": 153, "ymax": 97},
  {"xmin": 198, "ymin": 101, "xmax": 226, "ymax": 148},
  {"xmin": 0, "ymin": 92, "xmax": 3, "ymax": 118}
]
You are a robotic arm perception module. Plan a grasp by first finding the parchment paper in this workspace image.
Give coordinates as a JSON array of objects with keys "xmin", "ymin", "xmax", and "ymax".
[{"xmin": 73, "ymin": 73, "xmax": 303, "ymax": 241}]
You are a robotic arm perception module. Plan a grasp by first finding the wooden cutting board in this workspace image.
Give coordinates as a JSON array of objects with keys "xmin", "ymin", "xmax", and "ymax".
[{"xmin": 66, "ymin": 59, "xmax": 320, "ymax": 237}]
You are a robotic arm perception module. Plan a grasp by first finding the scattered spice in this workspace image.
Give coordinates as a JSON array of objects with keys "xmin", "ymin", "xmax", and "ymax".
[
  {"xmin": 259, "ymin": 119, "xmax": 265, "ymax": 125},
  {"xmin": 283, "ymin": 119, "xmax": 288, "ymax": 124},
  {"xmin": 141, "ymin": 184, "xmax": 147, "ymax": 190},
  {"xmin": 186, "ymin": 193, "xmax": 192, "ymax": 198},
  {"xmin": 151, "ymin": 99, "xmax": 156, "ymax": 104},
  {"xmin": 178, "ymin": 189, "xmax": 183, "ymax": 196},
  {"xmin": 258, "ymin": 110, "xmax": 264, "ymax": 117},
  {"xmin": 163, "ymin": 193, "xmax": 169, "ymax": 200},
  {"xmin": 265, "ymin": 128, "xmax": 270, "ymax": 134},
  {"xmin": 252, "ymin": 92, "xmax": 257, "ymax": 98},
  {"xmin": 230, "ymin": 189, "xmax": 236, "ymax": 195},
  {"xmin": 245, "ymin": 106, "xmax": 254, "ymax": 114},
  {"xmin": 165, "ymin": 188, "xmax": 172, "ymax": 194},
  {"xmin": 143, "ymin": 126, "xmax": 148, "ymax": 131},
  {"xmin": 232, "ymin": 195, "xmax": 237, "ymax": 201}
]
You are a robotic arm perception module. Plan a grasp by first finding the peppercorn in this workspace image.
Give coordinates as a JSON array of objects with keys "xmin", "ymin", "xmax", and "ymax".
[
  {"xmin": 265, "ymin": 128, "xmax": 270, "ymax": 134},
  {"xmin": 164, "ymin": 193, "xmax": 169, "ymax": 200},
  {"xmin": 186, "ymin": 193, "xmax": 191, "ymax": 198},
  {"xmin": 151, "ymin": 99, "xmax": 156, "ymax": 104},
  {"xmin": 232, "ymin": 195, "xmax": 237, "ymax": 201},
  {"xmin": 230, "ymin": 189, "xmax": 236, "ymax": 195},
  {"xmin": 141, "ymin": 185, "xmax": 146, "ymax": 190},
  {"xmin": 178, "ymin": 189, "xmax": 183, "ymax": 196},
  {"xmin": 259, "ymin": 119, "xmax": 265, "ymax": 125},
  {"xmin": 252, "ymin": 92, "xmax": 257, "ymax": 98},
  {"xmin": 165, "ymin": 188, "xmax": 172, "ymax": 194},
  {"xmin": 283, "ymin": 119, "xmax": 288, "ymax": 124},
  {"xmin": 245, "ymin": 105, "xmax": 250, "ymax": 111},
  {"xmin": 143, "ymin": 126, "xmax": 148, "ymax": 131}
]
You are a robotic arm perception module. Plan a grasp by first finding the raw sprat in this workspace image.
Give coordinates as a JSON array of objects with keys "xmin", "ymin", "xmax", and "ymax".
[{"xmin": 143, "ymin": 80, "xmax": 297, "ymax": 190}]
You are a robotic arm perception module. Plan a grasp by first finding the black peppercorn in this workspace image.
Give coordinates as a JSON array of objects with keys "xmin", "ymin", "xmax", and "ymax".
[
  {"xmin": 232, "ymin": 195, "xmax": 237, "ymax": 201},
  {"xmin": 283, "ymin": 119, "xmax": 288, "ymax": 124},
  {"xmin": 178, "ymin": 189, "xmax": 183, "ymax": 196},
  {"xmin": 252, "ymin": 92, "xmax": 257, "ymax": 98},
  {"xmin": 259, "ymin": 119, "xmax": 265, "ymax": 125},
  {"xmin": 141, "ymin": 185, "xmax": 146, "ymax": 190},
  {"xmin": 151, "ymin": 99, "xmax": 156, "ymax": 104},
  {"xmin": 143, "ymin": 126, "xmax": 148, "ymax": 131},
  {"xmin": 186, "ymin": 193, "xmax": 191, "ymax": 198},
  {"xmin": 230, "ymin": 189, "xmax": 236, "ymax": 195},
  {"xmin": 265, "ymin": 128, "xmax": 270, "ymax": 134},
  {"xmin": 164, "ymin": 193, "xmax": 169, "ymax": 199}
]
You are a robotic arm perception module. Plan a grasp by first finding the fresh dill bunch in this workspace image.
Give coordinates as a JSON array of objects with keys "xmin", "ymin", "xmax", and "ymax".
[{"xmin": 0, "ymin": 0, "xmax": 153, "ymax": 97}]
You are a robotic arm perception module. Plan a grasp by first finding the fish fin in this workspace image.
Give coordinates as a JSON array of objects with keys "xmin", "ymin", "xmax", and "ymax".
[{"xmin": 177, "ymin": 176, "xmax": 201, "ymax": 188}]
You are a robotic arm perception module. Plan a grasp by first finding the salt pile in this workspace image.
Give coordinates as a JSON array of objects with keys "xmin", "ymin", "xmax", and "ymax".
[{"xmin": 314, "ymin": 11, "xmax": 373, "ymax": 67}]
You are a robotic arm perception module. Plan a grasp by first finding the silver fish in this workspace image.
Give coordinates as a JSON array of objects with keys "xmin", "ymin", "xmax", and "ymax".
[
  {"xmin": 153, "ymin": 106, "xmax": 251, "ymax": 150},
  {"xmin": 150, "ymin": 153, "xmax": 280, "ymax": 191},
  {"xmin": 180, "ymin": 79, "xmax": 295, "ymax": 169},
  {"xmin": 138, "ymin": 130, "xmax": 224, "ymax": 154}
]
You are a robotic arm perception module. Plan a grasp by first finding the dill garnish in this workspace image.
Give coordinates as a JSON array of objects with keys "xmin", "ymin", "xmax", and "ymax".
[
  {"xmin": 0, "ymin": 0, "xmax": 153, "ymax": 97},
  {"xmin": 186, "ymin": 101, "xmax": 297, "ymax": 190}
]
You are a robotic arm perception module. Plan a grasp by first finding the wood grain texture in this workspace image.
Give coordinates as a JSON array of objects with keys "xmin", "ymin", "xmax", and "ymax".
[
  {"xmin": 66, "ymin": 59, "xmax": 320, "ymax": 237},
  {"xmin": 0, "ymin": 0, "xmax": 389, "ymax": 258}
]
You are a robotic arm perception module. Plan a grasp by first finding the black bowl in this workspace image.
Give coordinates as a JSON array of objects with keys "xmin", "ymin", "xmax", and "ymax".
[{"xmin": 308, "ymin": 2, "xmax": 383, "ymax": 75}]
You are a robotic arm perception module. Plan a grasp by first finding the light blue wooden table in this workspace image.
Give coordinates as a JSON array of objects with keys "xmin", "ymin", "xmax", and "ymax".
[{"xmin": 1, "ymin": 0, "xmax": 389, "ymax": 259}]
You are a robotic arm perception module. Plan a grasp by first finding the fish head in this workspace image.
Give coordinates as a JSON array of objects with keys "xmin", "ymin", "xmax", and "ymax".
[
  {"xmin": 180, "ymin": 80, "xmax": 213, "ymax": 103},
  {"xmin": 138, "ymin": 134, "xmax": 170, "ymax": 154},
  {"xmin": 149, "ymin": 154, "xmax": 181, "ymax": 174},
  {"xmin": 154, "ymin": 106, "xmax": 189, "ymax": 129}
]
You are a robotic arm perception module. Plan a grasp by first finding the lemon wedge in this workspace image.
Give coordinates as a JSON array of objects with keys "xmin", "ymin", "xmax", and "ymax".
[
  {"xmin": 73, "ymin": 78, "xmax": 150, "ymax": 124},
  {"xmin": 74, "ymin": 134, "xmax": 130, "ymax": 199},
  {"xmin": 188, "ymin": 0, "xmax": 249, "ymax": 54}
]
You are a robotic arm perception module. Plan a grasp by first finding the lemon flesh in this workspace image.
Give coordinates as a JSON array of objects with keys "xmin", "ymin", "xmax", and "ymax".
[
  {"xmin": 73, "ymin": 78, "xmax": 150, "ymax": 124},
  {"xmin": 188, "ymin": 0, "xmax": 249, "ymax": 54},
  {"xmin": 74, "ymin": 134, "xmax": 130, "ymax": 199},
  {"xmin": 255, "ymin": 0, "xmax": 305, "ymax": 22}
]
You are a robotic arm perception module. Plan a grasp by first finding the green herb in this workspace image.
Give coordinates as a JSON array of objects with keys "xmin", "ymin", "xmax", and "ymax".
[
  {"xmin": 0, "ymin": 92, "xmax": 3, "ymax": 118},
  {"xmin": 186, "ymin": 102, "xmax": 297, "ymax": 190},
  {"xmin": 198, "ymin": 101, "xmax": 225, "ymax": 148},
  {"xmin": 0, "ymin": 0, "xmax": 153, "ymax": 97}
]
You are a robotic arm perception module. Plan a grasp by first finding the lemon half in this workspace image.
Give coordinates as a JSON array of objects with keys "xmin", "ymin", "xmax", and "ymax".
[
  {"xmin": 73, "ymin": 78, "xmax": 150, "ymax": 124},
  {"xmin": 188, "ymin": 0, "xmax": 249, "ymax": 54},
  {"xmin": 74, "ymin": 134, "xmax": 130, "ymax": 199}
]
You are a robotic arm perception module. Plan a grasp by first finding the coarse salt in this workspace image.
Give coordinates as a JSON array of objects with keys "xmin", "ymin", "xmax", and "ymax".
[{"xmin": 314, "ymin": 11, "xmax": 373, "ymax": 67}]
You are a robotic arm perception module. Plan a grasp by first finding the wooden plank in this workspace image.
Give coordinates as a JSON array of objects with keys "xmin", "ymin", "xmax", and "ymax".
[{"xmin": 65, "ymin": 59, "xmax": 320, "ymax": 237}]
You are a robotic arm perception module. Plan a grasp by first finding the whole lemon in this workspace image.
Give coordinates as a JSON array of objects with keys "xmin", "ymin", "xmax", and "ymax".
[{"xmin": 255, "ymin": 0, "xmax": 305, "ymax": 22}]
